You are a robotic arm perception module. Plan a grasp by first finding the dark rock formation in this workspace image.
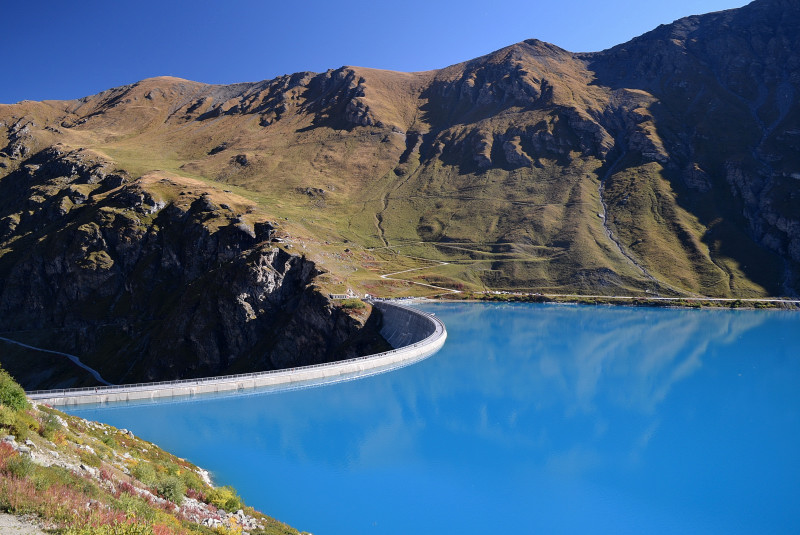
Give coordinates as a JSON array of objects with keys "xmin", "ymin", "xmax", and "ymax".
[{"xmin": 0, "ymin": 149, "xmax": 384, "ymax": 387}]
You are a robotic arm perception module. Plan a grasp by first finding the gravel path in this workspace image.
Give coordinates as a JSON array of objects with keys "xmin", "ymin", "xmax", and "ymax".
[{"xmin": 0, "ymin": 514, "xmax": 47, "ymax": 534}]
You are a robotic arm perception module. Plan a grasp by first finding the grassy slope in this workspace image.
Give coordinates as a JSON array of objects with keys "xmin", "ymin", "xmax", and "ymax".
[
  {"xmin": 0, "ymin": 36, "xmax": 789, "ymax": 299},
  {"xmin": 0, "ymin": 366, "xmax": 301, "ymax": 535}
]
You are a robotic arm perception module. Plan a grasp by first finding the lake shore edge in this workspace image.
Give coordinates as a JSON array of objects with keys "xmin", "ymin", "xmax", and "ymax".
[{"xmin": 431, "ymin": 292, "xmax": 800, "ymax": 310}]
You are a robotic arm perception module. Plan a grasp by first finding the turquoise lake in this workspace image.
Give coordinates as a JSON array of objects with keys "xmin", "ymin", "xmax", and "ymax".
[{"xmin": 68, "ymin": 302, "xmax": 800, "ymax": 534}]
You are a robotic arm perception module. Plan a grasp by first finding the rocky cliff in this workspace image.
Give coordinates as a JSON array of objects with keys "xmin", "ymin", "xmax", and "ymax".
[
  {"xmin": 0, "ymin": 147, "xmax": 386, "ymax": 388},
  {"xmin": 582, "ymin": 0, "xmax": 800, "ymax": 294}
]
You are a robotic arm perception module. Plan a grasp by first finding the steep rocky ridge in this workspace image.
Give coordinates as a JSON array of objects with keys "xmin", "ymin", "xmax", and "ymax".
[
  {"xmin": 583, "ymin": 0, "xmax": 800, "ymax": 293},
  {"xmin": 1, "ymin": 0, "xmax": 799, "ymax": 378},
  {"xmin": 0, "ymin": 147, "xmax": 386, "ymax": 388}
]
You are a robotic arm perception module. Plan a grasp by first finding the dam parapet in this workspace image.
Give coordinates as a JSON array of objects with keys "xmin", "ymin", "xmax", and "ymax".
[{"xmin": 27, "ymin": 301, "xmax": 446, "ymax": 407}]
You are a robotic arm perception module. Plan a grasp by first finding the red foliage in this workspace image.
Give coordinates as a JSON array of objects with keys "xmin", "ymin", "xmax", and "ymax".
[
  {"xmin": 0, "ymin": 471, "xmax": 116, "ymax": 526},
  {"xmin": 153, "ymin": 524, "xmax": 177, "ymax": 535},
  {"xmin": 117, "ymin": 481, "xmax": 138, "ymax": 496},
  {"xmin": 77, "ymin": 508, "xmax": 129, "ymax": 529},
  {"xmin": 184, "ymin": 487, "xmax": 207, "ymax": 502},
  {"xmin": 0, "ymin": 441, "xmax": 16, "ymax": 471},
  {"xmin": 157, "ymin": 499, "xmax": 177, "ymax": 512}
]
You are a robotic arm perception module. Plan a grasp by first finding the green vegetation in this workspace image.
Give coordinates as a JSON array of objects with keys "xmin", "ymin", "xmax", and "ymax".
[
  {"xmin": 0, "ymin": 368, "xmax": 304, "ymax": 535},
  {"xmin": 3, "ymin": 41, "xmax": 796, "ymax": 302},
  {"xmin": 156, "ymin": 476, "xmax": 186, "ymax": 505},
  {"xmin": 339, "ymin": 298, "xmax": 367, "ymax": 310},
  {"xmin": 65, "ymin": 523, "xmax": 154, "ymax": 535},
  {"xmin": 38, "ymin": 411, "xmax": 62, "ymax": 441},
  {"xmin": 450, "ymin": 291, "xmax": 797, "ymax": 310},
  {"xmin": 0, "ymin": 367, "xmax": 29, "ymax": 411},
  {"xmin": 207, "ymin": 486, "xmax": 244, "ymax": 512},
  {"xmin": 130, "ymin": 461, "xmax": 157, "ymax": 486}
]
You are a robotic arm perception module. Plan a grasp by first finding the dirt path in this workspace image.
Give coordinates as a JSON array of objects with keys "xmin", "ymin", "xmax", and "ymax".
[
  {"xmin": 0, "ymin": 514, "xmax": 47, "ymax": 535},
  {"xmin": 380, "ymin": 260, "xmax": 461, "ymax": 295}
]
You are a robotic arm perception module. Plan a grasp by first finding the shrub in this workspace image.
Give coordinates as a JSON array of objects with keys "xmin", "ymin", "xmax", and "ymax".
[
  {"xmin": 40, "ymin": 412, "xmax": 63, "ymax": 441},
  {"xmin": 116, "ymin": 481, "xmax": 137, "ymax": 497},
  {"xmin": 339, "ymin": 298, "xmax": 366, "ymax": 310},
  {"xmin": 0, "ymin": 404, "xmax": 16, "ymax": 428},
  {"xmin": 5, "ymin": 410, "xmax": 39, "ymax": 442},
  {"xmin": 208, "ymin": 485, "xmax": 243, "ymax": 512},
  {"xmin": 212, "ymin": 525, "xmax": 244, "ymax": 535},
  {"xmin": 4, "ymin": 453, "xmax": 34, "ymax": 478},
  {"xmin": 64, "ymin": 521, "xmax": 154, "ymax": 535},
  {"xmin": 0, "ymin": 367, "xmax": 29, "ymax": 411},
  {"xmin": 29, "ymin": 463, "xmax": 77, "ymax": 489},
  {"xmin": 179, "ymin": 469, "xmax": 206, "ymax": 494},
  {"xmin": 184, "ymin": 486, "xmax": 207, "ymax": 502},
  {"xmin": 78, "ymin": 448, "xmax": 102, "ymax": 468},
  {"xmin": 114, "ymin": 493, "xmax": 156, "ymax": 524},
  {"xmin": 0, "ymin": 441, "xmax": 17, "ymax": 471},
  {"xmin": 131, "ymin": 462, "xmax": 157, "ymax": 487},
  {"xmin": 155, "ymin": 476, "xmax": 185, "ymax": 505}
]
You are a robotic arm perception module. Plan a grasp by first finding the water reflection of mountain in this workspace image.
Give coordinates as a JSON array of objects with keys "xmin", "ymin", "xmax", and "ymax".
[
  {"xmin": 428, "ymin": 303, "xmax": 769, "ymax": 414},
  {"xmin": 76, "ymin": 303, "xmax": 771, "ymax": 462},
  {"xmin": 69, "ymin": 303, "xmax": 800, "ymax": 535},
  {"xmin": 243, "ymin": 304, "xmax": 782, "ymax": 471}
]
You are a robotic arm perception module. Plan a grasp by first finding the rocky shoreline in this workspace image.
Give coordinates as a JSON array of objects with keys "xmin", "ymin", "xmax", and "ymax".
[
  {"xmin": 0, "ymin": 387, "xmax": 303, "ymax": 535},
  {"xmin": 3, "ymin": 408, "xmax": 271, "ymax": 534}
]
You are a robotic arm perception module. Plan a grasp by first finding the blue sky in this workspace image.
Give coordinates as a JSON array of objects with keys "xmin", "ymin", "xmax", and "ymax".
[{"xmin": 1, "ymin": 0, "xmax": 748, "ymax": 104}]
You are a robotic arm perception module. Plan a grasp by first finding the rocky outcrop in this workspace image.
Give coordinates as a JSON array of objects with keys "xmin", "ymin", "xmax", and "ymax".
[
  {"xmin": 1, "ymin": 119, "xmax": 36, "ymax": 160},
  {"xmin": 582, "ymin": 0, "xmax": 800, "ymax": 288},
  {"xmin": 0, "ymin": 149, "xmax": 384, "ymax": 387},
  {"xmin": 185, "ymin": 67, "xmax": 380, "ymax": 129}
]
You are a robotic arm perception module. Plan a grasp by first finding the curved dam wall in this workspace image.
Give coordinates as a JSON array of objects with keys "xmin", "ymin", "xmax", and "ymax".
[
  {"xmin": 373, "ymin": 301, "xmax": 436, "ymax": 348},
  {"xmin": 27, "ymin": 301, "xmax": 445, "ymax": 407}
]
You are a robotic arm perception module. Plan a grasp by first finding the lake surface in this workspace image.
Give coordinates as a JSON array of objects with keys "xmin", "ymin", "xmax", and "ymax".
[{"xmin": 68, "ymin": 303, "xmax": 800, "ymax": 534}]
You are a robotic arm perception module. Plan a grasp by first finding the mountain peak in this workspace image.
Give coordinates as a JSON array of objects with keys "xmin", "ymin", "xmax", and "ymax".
[{"xmin": 1, "ymin": 0, "xmax": 798, "ymax": 309}]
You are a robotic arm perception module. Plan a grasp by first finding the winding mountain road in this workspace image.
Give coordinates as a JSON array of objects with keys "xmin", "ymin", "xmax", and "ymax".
[{"xmin": 379, "ymin": 260, "xmax": 461, "ymax": 295}]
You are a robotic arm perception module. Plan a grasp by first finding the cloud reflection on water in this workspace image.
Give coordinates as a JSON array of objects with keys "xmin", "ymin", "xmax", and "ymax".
[
  {"xmin": 68, "ymin": 303, "xmax": 800, "ymax": 535},
  {"xmin": 153, "ymin": 303, "xmax": 772, "ymax": 475}
]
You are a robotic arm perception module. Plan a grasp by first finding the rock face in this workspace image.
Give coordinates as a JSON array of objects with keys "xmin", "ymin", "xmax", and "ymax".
[
  {"xmin": 0, "ymin": 148, "xmax": 384, "ymax": 386},
  {"xmin": 582, "ymin": 0, "xmax": 800, "ymax": 288}
]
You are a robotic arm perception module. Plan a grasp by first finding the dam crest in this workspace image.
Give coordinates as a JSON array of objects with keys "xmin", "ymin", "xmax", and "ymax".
[{"xmin": 27, "ymin": 301, "xmax": 446, "ymax": 407}]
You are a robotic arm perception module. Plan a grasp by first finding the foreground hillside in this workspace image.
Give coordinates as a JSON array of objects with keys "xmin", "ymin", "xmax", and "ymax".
[
  {"xmin": 0, "ymin": 367, "xmax": 300, "ymax": 534},
  {"xmin": 0, "ymin": 0, "xmax": 798, "ymax": 383}
]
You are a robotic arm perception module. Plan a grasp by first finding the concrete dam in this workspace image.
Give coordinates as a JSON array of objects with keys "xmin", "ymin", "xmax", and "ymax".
[
  {"xmin": 27, "ymin": 301, "xmax": 446, "ymax": 407},
  {"xmin": 372, "ymin": 301, "xmax": 438, "ymax": 348}
]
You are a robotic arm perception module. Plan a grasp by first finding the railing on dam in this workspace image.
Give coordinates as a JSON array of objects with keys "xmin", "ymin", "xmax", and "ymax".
[{"xmin": 26, "ymin": 302, "xmax": 446, "ymax": 406}]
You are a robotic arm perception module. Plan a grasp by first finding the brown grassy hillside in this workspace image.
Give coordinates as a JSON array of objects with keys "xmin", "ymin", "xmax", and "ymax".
[{"xmin": 1, "ymin": 0, "xmax": 798, "ymax": 309}]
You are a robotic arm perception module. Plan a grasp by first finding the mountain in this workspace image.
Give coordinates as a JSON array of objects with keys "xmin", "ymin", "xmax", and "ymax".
[
  {"xmin": 0, "ymin": 147, "xmax": 388, "ymax": 387},
  {"xmin": 1, "ymin": 0, "xmax": 798, "ymax": 384}
]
